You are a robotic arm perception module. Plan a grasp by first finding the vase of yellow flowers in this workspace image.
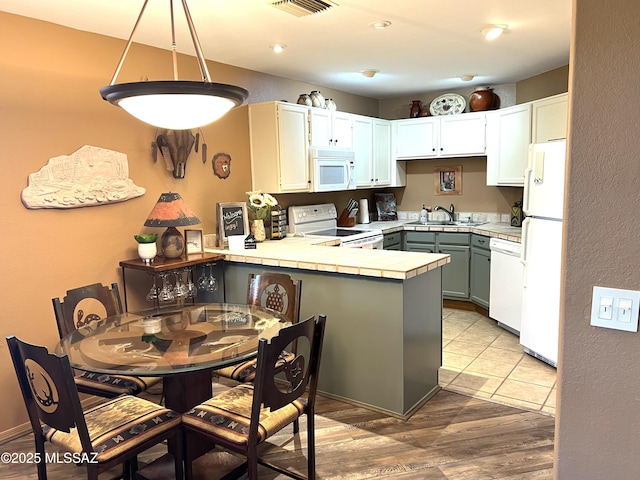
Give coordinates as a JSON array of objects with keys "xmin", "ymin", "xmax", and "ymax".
[{"xmin": 246, "ymin": 191, "xmax": 278, "ymax": 242}]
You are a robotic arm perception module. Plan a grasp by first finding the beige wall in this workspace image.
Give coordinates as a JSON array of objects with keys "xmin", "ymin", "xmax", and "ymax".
[
  {"xmin": 555, "ymin": 0, "xmax": 640, "ymax": 477},
  {"xmin": 0, "ymin": 12, "xmax": 379, "ymax": 437}
]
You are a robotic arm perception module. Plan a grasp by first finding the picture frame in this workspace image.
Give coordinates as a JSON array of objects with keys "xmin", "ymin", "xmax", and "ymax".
[
  {"xmin": 434, "ymin": 166, "xmax": 462, "ymax": 195},
  {"xmin": 184, "ymin": 228, "xmax": 204, "ymax": 254},
  {"xmin": 216, "ymin": 202, "xmax": 249, "ymax": 247}
]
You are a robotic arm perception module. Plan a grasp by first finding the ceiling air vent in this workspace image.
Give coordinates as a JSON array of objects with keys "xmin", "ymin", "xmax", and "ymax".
[{"xmin": 271, "ymin": 0, "xmax": 338, "ymax": 17}]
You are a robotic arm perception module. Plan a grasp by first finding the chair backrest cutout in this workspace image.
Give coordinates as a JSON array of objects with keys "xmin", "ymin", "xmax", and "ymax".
[
  {"xmin": 253, "ymin": 314, "xmax": 326, "ymax": 414},
  {"xmin": 6, "ymin": 335, "xmax": 90, "ymax": 446},
  {"xmin": 52, "ymin": 283, "xmax": 123, "ymax": 338},
  {"xmin": 246, "ymin": 273, "xmax": 301, "ymax": 324}
]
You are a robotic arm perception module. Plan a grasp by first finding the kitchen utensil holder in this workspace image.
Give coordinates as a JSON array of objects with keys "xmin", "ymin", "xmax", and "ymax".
[{"xmin": 337, "ymin": 208, "xmax": 357, "ymax": 227}]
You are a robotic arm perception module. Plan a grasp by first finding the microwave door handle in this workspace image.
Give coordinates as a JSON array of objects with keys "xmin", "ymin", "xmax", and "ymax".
[{"xmin": 347, "ymin": 161, "xmax": 354, "ymax": 187}]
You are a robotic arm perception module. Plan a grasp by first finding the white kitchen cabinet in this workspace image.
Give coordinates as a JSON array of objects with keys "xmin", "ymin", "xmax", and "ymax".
[
  {"xmin": 486, "ymin": 93, "xmax": 567, "ymax": 187},
  {"xmin": 486, "ymin": 103, "xmax": 532, "ymax": 186},
  {"xmin": 373, "ymin": 118, "xmax": 392, "ymax": 186},
  {"xmin": 248, "ymin": 101, "xmax": 311, "ymax": 193},
  {"xmin": 393, "ymin": 117, "xmax": 438, "ymax": 159},
  {"xmin": 309, "ymin": 108, "xmax": 353, "ymax": 150},
  {"xmin": 439, "ymin": 112, "xmax": 486, "ymax": 156},
  {"xmin": 392, "ymin": 113, "xmax": 486, "ymax": 160},
  {"xmin": 532, "ymin": 92, "xmax": 568, "ymax": 143},
  {"xmin": 353, "ymin": 115, "xmax": 392, "ymax": 187}
]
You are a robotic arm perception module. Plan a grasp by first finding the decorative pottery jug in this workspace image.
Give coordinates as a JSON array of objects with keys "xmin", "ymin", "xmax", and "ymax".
[
  {"xmin": 325, "ymin": 98, "xmax": 337, "ymax": 111},
  {"xmin": 138, "ymin": 242, "xmax": 157, "ymax": 264},
  {"xmin": 297, "ymin": 94, "xmax": 312, "ymax": 106},
  {"xmin": 410, "ymin": 100, "xmax": 422, "ymax": 118},
  {"xmin": 250, "ymin": 219, "xmax": 266, "ymax": 242},
  {"xmin": 419, "ymin": 106, "xmax": 431, "ymax": 117},
  {"xmin": 309, "ymin": 90, "xmax": 325, "ymax": 108},
  {"xmin": 469, "ymin": 87, "xmax": 496, "ymax": 112}
]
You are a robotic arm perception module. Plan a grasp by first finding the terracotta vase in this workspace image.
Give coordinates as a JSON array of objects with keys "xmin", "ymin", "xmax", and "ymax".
[
  {"xmin": 250, "ymin": 219, "xmax": 266, "ymax": 242},
  {"xmin": 469, "ymin": 87, "xmax": 496, "ymax": 112},
  {"xmin": 409, "ymin": 100, "xmax": 422, "ymax": 118},
  {"xmin": 419, "ymin": 106, "xmax": 431, "ymax": 117}
]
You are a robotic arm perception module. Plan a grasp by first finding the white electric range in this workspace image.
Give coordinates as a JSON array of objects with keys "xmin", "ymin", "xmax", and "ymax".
[{"xmin": 288, "ymin": 203, "xmax": 383, "ymax": 249}]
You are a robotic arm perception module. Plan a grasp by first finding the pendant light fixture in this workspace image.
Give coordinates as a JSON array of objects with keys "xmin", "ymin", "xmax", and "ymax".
[{"xmin": 100, "ymin": 0, "xmax": 248, "ymax": 130}]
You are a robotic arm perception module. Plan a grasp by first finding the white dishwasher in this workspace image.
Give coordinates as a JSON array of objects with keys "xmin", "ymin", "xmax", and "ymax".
[{"xmin": 489, "ymin": 238, "xmax": 523, "ymax": 335}]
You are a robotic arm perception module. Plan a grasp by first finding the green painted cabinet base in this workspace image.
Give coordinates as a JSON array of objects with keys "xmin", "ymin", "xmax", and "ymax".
[{"xmin": 223, "ymin": 263, "xmax": 443, "ymax": 418}]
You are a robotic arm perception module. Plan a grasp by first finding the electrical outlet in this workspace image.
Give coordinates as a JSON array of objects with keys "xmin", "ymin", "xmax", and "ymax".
[{"xmin": 590, "ymin": 286, "xmax": 640, "ymax": 332}]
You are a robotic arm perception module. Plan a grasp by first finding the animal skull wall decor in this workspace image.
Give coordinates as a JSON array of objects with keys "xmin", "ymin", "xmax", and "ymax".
[{"xmin": 151, "ymin": 129, "xmax": 207, "ymax": 179}]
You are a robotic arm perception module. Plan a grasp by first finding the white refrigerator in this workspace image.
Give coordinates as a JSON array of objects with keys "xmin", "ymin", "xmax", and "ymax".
[{"xmin": 520, "ymin": 140, "xmax": 567, "ymax": 367}]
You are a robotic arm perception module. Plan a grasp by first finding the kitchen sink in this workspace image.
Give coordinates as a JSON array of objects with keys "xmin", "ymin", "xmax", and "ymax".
[{"xmin": 406, "ymin": 220, "xmax": 487, "ymax": 227}]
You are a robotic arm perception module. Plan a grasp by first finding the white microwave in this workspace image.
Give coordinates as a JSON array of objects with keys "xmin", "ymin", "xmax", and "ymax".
[{"xmin": 310, "ymin": 148, "xmax": 356, "ymax": 192}]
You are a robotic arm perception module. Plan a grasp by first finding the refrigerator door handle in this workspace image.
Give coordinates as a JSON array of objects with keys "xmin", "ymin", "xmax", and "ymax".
[
  {"xmin": 520, "ymin": 217, "xmax": 530, "ymax": 287},
  {"xmin": 523, "ymin": 146, "xmax": 534, "ymax": 216}
]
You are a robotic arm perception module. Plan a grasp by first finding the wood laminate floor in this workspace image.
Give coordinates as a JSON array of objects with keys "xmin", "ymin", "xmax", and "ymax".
[{"xmin": 0, "ymin": 308, "xmax": 556, "ymax": 479}]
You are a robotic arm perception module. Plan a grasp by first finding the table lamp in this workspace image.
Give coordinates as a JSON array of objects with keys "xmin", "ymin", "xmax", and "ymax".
[{"xmin": 144, "ymin": 192, "xmax": 201, "ymax": 258}]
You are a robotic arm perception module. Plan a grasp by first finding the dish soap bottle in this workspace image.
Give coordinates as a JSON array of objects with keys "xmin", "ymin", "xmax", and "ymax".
[{"xmin": 420, "ymin": 205, "xmax": 430, "ymax": 224}]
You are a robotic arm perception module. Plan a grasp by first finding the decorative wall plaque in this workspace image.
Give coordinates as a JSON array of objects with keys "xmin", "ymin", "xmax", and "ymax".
[{"xmin": 21, "ymin": 145, "xmax": 145, "ymax": 209}]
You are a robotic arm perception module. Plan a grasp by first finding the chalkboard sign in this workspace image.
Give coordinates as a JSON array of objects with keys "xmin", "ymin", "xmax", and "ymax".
[{"xmin": 216, "ymin": 202, "xmax": 249, "ymax": 247}]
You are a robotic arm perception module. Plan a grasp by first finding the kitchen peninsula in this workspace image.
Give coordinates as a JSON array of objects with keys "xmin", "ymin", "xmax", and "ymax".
[{"xmin": 207, "ymin": 233, "xmax": 449, "ymax": 418}]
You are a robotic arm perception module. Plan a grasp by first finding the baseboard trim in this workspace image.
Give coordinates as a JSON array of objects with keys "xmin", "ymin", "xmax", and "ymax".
[{"xmin": 444, "ymin": 299, "xmax": 489, "ymax": 317}]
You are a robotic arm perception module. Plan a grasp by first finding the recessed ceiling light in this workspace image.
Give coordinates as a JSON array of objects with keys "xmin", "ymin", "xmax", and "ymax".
[
  {"xmin": 361, "ymin": 69, "xmax": 379, "ymax": 78},
  {"xmin": 458, "ymin": 74, "xmax": 475, "ymax": 82},
  {"xmin": 270, "ymin": 44, "xmax": 287, "ymax": 53},
  {"xmin": 370, "ymin": 20, "xmax": 391, "ymax": 30},
  {"xmin": 482, "ymin": 24, "xmax": 507, "ymax": 40}
]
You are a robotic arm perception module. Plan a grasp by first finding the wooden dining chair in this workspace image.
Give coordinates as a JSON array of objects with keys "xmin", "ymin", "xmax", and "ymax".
[
  {"xmin": 213, "ymin": 272, "xmax": 302, "ymax": 383},
  {"xmin": 6, "ymin": 335, "xmax": 183, "ymax": 480},
  {"xmin": 183, "ymin": 314, "xmax": 326, "ymax": 480},
  {"xmin": 52, "ymin": 282, "xmax": 161, "ymax": 398}
]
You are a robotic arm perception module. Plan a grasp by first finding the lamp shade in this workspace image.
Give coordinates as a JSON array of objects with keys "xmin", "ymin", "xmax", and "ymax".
[
  {"xmin": 144, "ymin": 192, "xmax": 201, "ymax": 227},
  {"xmin": 100, "ymin": 81, "xmax": 249, "ymax": 130},
  {"xmin": 144, "ymin": 192, "xmax": 200, "ymax": 258}
]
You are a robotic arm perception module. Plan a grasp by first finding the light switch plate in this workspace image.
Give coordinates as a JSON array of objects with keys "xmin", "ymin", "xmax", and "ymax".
[{"xmin": 590, "ymin": 286, "xmax": 640, "ymax": 332}]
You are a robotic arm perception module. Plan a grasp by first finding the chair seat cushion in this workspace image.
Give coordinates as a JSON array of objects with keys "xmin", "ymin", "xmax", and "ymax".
[
  {"xmin": 214, "ymin": 352, "xmax": 295, "ymax": 383},
  {"xmin": 44, "ymin": 395, "xmax": 180, "ymax": 463},
  {"xmin": 183, "ymin": 384, "xmax": 306, "ymax": 445},
  {"xmin": 75, "ymin": 371, "xmax": 161, "ymax": 396}
]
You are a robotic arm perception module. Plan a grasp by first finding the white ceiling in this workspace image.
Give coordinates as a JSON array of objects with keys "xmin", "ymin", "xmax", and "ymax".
[{"xmin": 0, "ymin": 0, "xmax": 571, "ymax": 99}]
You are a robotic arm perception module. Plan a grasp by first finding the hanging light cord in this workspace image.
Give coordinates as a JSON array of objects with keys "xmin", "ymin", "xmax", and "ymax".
[{"xmin": 108, "ymin": 0, "xmax": 212, "ymax": 86}]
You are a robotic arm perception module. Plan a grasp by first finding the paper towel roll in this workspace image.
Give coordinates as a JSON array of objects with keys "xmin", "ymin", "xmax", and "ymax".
[{"xmin": 358, "ymin": 199, "xmax": 370, "ymax": 224}]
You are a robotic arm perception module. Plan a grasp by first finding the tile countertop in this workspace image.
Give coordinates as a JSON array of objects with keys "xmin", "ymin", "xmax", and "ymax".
[
  {"xmin": 204, "ymin": 221, "xmax": 521, "ymax": 280},
  {"xmin": 352, "ymin": 220, "xmax": 523, "ymax": 243}
]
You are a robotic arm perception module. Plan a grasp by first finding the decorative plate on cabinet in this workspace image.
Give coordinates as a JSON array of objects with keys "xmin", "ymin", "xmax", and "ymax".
[{"xmin": 429, "ymin": 93, "xmax": 466, "ymax": 115}]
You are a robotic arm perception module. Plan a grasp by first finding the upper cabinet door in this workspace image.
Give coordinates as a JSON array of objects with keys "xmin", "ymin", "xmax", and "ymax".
[
  {"xmin": 249, "ymin": 102, "xmax": 310, "ymax": 193},
  {"xmin": 352, "ymin": 114, "xmax": 374, "ymax": 187},
  {"xmin": 439, "ymin": 112, "xmax": 486, "ymax": 156},
  {"xmin": 310, "ymin": 109, "xmax": 353, "ymax": 150},
  {"xmin": 373, "ymin": 119, "xmax": 392, "ymax": 186},
  {"xmin": 393, "ymin": 118, "xmax": 439, "ymax": 159},
  {"xmin": 486, "ymin": 103, "xmax": 532, "ymax": 186},
  {"xmin": 532, "ymin": 93, "xmax": 568, "ymax": 143},
  {"xmin": 277, "ymin": 103, "xmax": 311, "ymax": 191}
]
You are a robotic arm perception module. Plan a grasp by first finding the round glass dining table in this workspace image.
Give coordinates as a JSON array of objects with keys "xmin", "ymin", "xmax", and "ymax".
[{"xmin": 56, "ymin": 303, "xmax": 290, "ymax": 413}]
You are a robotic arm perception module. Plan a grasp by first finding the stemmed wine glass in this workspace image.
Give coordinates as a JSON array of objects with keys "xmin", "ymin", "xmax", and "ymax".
[
  {"xmin": 145, "ymin": 273, "xmax": 159, "ymax": 302},
  {"xmin": 158, "ymin": 273, "xmax": 175, "ymax": 303},
  {"xmin": 173, "ymin": 270, "xmax": 188, "ymax": 299},
  {"xmin": 184, "ymin": 267, "xmax": 198, "ymax": 299},
  {"xmin": 198, "ymin": 264, "xmax": 218, "ymax": 293}
]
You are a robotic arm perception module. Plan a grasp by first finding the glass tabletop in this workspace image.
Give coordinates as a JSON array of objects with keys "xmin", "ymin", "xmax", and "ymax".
[{"xmin": 56, "ymin": 303, "xmax": 291, "ymax": 376}]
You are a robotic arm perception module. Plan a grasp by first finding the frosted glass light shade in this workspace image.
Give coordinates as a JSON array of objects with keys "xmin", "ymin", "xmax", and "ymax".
[{"xmin": 100, "ymin": 81, "xmax": 249, "ymax": 130}]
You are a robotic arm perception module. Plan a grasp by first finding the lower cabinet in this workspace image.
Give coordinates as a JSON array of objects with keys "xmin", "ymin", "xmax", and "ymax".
[
  {"xmin": 383, "ymin": 232, "xmax": 402, "ymax": 250},
  {"xmin": 470, "ymin": 234, "xmax": 491, "ymax": 308},
  {"xmin": 404, "ymin": 232, "xmax": 469, "ymax": 299}
]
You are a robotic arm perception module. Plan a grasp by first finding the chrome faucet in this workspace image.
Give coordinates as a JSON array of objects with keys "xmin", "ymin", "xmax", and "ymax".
[{"xmin": 434, "ymin": 203, "xmax": 455, "ymax": 222}]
